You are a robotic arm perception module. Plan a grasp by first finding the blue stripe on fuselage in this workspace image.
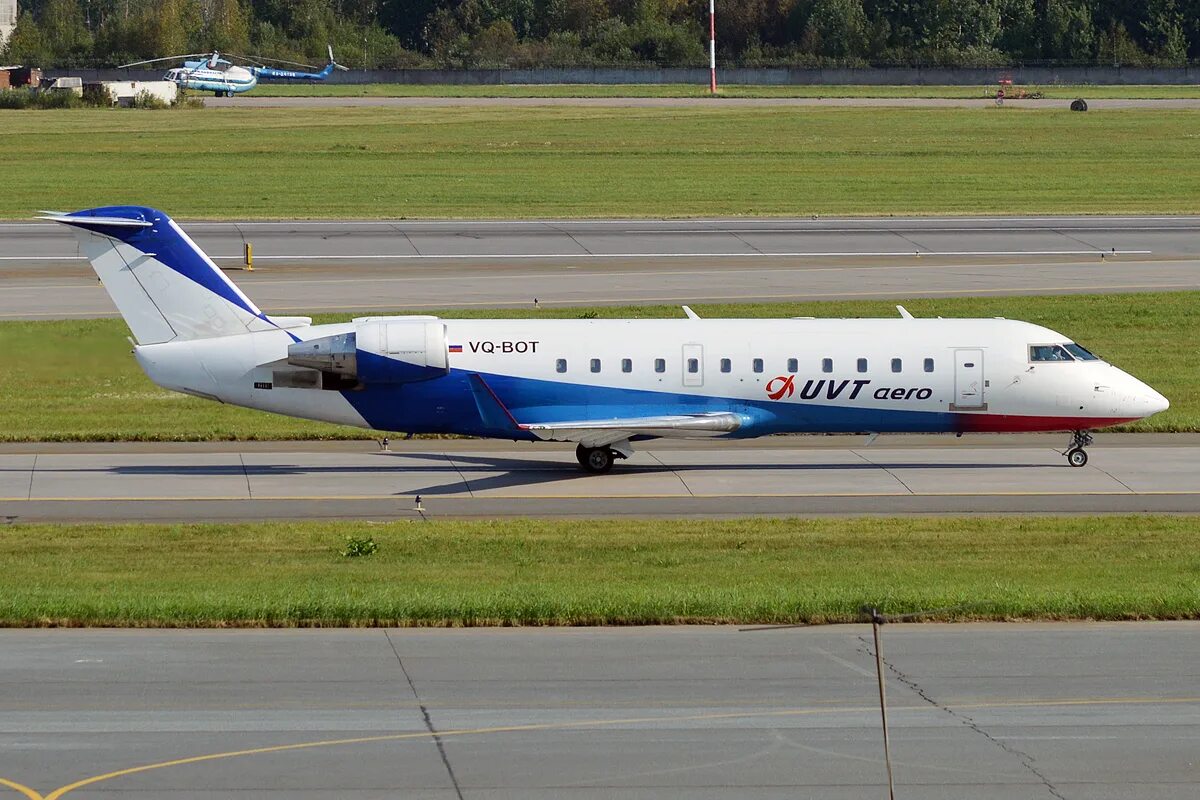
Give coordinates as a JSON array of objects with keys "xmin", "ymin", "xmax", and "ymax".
[{"xmin": 339, "ymin": 369, "xmax": 959, "ymax": 436}]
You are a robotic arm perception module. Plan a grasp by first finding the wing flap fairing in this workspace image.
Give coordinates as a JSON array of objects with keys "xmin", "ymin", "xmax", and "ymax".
[{"xmin": 520, "ymin": 412, "xmax": 743, "ymax": 447}]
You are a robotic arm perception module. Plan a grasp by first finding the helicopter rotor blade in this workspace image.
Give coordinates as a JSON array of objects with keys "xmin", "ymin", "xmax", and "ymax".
[
  {"xmin": 117, "ymin": 54, "xmax": 211, "ymax": 68},
  {"xmin": 328, "ymin": 45, "xmax": 350, "ymax": 70}
]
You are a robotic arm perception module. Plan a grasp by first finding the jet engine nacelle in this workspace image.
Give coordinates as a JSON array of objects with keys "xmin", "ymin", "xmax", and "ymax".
[{"xmin": 287, "ymin": 320, "xmax": 449, "ymax": 385}]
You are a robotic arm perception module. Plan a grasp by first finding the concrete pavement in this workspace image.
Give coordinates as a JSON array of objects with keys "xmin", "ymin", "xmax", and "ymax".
[
  {"xmin": 2, "ymin": 215, "xmax": 1196, "ymax": 318},
  {"xmin": 3, "ymin": 436, "xmax": 1198, "ymax": 520},
  {"xmin": 0, "ymin": 623, "xmax": 1196, "ymax": 798}
]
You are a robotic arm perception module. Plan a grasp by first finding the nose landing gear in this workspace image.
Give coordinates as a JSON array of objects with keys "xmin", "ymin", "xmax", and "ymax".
[{"xmin": 1065, "ymin": 430, "xmax": 1094, "ymax": 467}]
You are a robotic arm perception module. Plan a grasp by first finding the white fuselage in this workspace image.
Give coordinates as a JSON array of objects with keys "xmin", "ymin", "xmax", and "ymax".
[{"xmin": 135, "ymin": 316, "xmax": 1167, "ymax": 438}]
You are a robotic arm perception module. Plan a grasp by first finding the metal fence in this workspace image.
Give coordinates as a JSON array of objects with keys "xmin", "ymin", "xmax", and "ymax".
[{"xmin": 45, "ymin": 66, "xmax": 1200, "ymax": 85}]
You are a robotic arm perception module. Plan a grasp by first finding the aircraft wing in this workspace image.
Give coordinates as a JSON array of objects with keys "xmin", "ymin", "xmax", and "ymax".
[{"xmin": 520, "ymin": 412, "xmax": 742, "ymax": 448}]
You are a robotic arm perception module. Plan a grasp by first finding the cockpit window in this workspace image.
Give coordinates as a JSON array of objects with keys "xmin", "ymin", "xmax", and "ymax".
[
  {"xmin": 1063, "ymin": 343, "xmax": 1100, "ymax": 361},
  {"xmin": 1029, "ymin": 344, "xmax": 1075, "ymax": 362}
]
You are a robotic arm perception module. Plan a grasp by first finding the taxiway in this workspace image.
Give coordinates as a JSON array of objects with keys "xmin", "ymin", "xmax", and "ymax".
[
  {"xmin": 1, "ymin": 215, "xmax": 1197, "ymax": 319},
  {"xmin": 0, "ymin": 623, "xmax": 1196, "ymax": 798},
  {"xmin": 2, "ymin": 436, "xmax": 1197, "ymax": 521}
]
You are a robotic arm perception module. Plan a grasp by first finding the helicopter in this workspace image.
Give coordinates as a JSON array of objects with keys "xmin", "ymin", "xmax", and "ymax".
[{"xmin": 118, "ymin": 45, "xmax": 348, "ymax": 97}]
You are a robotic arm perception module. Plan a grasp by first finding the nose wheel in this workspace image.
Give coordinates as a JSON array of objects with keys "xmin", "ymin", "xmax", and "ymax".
[{"xmin": 1065, "ymin": 430, "xmax": 1094, "ymax": 467}]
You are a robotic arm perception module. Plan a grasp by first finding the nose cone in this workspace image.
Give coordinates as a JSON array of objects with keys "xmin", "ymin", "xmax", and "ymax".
[
  {"xmin": 1122, "ymin": 375, "xmax": 1169, "ymax": 419},
  {"xmin": 1145, "ymin": 386, "xmax": 1170, "ymax": 416}
]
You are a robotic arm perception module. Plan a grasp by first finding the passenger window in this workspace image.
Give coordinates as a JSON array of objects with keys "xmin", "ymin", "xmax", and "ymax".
[
  {"xmin": 752, "ymin": 358, "xmax": 763, "ymax": 373},
  {"xmin": 924, "ymin": 358, "xmax": 934, "ymax": 373},
  {"xmin": 687, "ymin": 358, "xmax": 699, "ymax": 373},
  {"xmin": 590, "ymin": 358, "xmax": 601, "ymax": 373},
  {"xmin": 787, "ymin": 358, "xmax": 798, "ymax": 373},
  {"xmin": 857, "ymin": 358, "xmax": 868, "ymax": 373},
  {"xmin": 719, "ymin": 358, "xmax": 731, "ymax": 373},
  {"xmin": 555, "ymin": 358, "xmax": 567, "ymax": 373},
  {"xmin": 621, "ymin": 358, "xmax": 632, "ymax": 373},
  {"xmin": 654, "ymin": 358, "xmax": 666, "ymax": 373},
  {"xmin": 891, "ymin": 358, "xmax": 902, "ymax": 373},
  {"xmin": 1030, "ymin": 345, "xmax": 1074, "ymax": 362},
  {"xmin": 1064, "ymin": 343, "xmax": 1100, "ymax": 361},
  {"xmin": 822, "ymin": 358, "xmax": 833, "ymax": 373}
]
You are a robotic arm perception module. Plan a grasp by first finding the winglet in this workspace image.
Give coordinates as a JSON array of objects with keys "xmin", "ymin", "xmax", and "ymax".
[
  {"xmin": 896, "ymin": 305, "xmax": 914, "ymax": 320},
  {"xmin": 682, "ymin": 305, "xmax": 700, "ymax": 320}
]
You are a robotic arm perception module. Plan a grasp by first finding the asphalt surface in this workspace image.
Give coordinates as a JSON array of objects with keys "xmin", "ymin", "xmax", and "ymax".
[
  {"xmin": 0, "ymin": 623, "xmax": 1196, "ymax": 798},
  {"xmin": 206, "ymin": 94, "xmax": 1200, "ymax": 109},
  {"xmin": 3, "ymin": 435, "xmax": 1197, "ymax": 521},
  {"xmin": 2, "ymin": 216, "xmax": 1197, "ymax": 319}
]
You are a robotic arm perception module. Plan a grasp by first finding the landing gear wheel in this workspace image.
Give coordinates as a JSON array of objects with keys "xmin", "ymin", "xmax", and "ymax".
[
  {"xmin": 576, "ymin": 444, "xmax": 615, "ymax": 474},
  {"xmin": 1065, "ymin": 430, "xmax": 1094, "ymax": 467}
]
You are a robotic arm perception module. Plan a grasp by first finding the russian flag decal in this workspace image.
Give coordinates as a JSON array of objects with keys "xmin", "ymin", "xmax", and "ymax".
[{"xmin": 448, "ymin": 344, "xmax": 463, "ymax": 353}]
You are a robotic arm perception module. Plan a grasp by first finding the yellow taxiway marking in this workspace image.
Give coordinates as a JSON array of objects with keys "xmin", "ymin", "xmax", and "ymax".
[
  {"xmin": 2, "ymin": 695, "xmax": 1198, "ymax": 799},
  {"xmin": 0, "ymin": 778, "xmax": 41, "ymax": 800}
]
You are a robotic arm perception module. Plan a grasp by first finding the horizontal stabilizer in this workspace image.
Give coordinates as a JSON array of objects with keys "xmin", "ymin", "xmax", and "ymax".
[{"xmin": 39, "ymin": 211, "xmax": 153, "ymax": 231}]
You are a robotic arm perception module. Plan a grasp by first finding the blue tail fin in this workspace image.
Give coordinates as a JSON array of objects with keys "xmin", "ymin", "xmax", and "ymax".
[{"xmin": 44, "ymin": 206, "xmax": 297, "ymax": 344}]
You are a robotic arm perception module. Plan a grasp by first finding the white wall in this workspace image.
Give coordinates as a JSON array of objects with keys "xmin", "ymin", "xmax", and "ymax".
[{"xmin": 0, "ymin": 0, "xmax": 16, "ymax": 50}]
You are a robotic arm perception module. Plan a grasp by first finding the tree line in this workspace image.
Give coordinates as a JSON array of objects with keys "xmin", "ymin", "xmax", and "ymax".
[{"xmin": 3, "ymin": 0, "xmax": 1197, "ymax": 70}]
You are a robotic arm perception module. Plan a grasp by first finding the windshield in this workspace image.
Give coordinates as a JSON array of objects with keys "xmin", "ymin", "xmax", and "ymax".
[
  {"xmin": 1063, "ymin": 343, "xmax": 1100, "ymax": 361},
  {"xmin": 1029, "ymin": 344, "xmax": 1074, "ymax": 362}
]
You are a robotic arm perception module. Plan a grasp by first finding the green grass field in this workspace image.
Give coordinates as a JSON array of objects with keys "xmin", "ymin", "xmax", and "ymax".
[
  {"xmin": 1, "ymin": 516, "xmax": 1195, "ymax": 626},
  {"xmin": 252, "ymin": 83, "xmax": 1200, "ymax": 99},
  {"xmin": 1, "ymin": 106, "xmax": 1197, "ymax": 218},
  {"xmin": 0, "ymin": 293, "xmax": 1191, "ymax": 441}
]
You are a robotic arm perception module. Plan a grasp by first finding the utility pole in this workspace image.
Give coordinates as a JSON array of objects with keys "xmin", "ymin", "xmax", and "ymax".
[{"xmin": 708, "ymin": 0, "xmax": 717, "ymax": 94}]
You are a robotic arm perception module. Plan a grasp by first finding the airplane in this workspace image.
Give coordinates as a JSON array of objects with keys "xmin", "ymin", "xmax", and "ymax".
[
  {"xmin": 118, "ymin": 46, "xmax": 347, "ymax": 97},
  {"xmin": 42, "ymin": 206, "xmax": 1169, "ymax": 473}
]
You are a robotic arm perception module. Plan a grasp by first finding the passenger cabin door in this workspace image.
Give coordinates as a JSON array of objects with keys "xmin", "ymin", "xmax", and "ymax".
[
  {"xmin": 682, "ymin": 343, "xmax": 703, "ymax": 387},
  {"xmin": 952, "ymin": 348, "xmax": 986, "ymax": 410}
]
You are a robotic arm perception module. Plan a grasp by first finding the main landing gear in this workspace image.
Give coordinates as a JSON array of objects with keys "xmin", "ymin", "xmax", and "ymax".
[
  {"xmin": 576, "ymin": 444, "xmax": 628, "ymax": 474},
  {"xmin": 1065, "ymin": 430, "xmax": 1094, "ymax": 467}
]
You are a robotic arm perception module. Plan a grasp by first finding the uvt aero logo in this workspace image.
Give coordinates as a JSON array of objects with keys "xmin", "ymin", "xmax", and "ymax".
[
  {"xmin": 765, "ymin": 375, "xmax": 795, "ymax": 400},
  {"xmin": 765, "ymin": 376, "xmax": 937, "ymax": 403}
]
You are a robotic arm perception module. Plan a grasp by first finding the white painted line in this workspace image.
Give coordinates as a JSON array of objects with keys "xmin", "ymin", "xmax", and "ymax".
[
  {"xmin": 635, "ymin": 226, "xmax": 1197, "ymax": 234},
  {"xmin": 0, "ymin": 249, "xmax": 1153, "ymax": 261},
  {"xmin": 5, "ymin": 260, "xmax": 1192, "ymax": 293}
]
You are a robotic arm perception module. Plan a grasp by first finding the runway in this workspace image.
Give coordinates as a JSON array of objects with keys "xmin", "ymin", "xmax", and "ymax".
[
  {"xmin": 2, "ymin": 216, "xmax": 1197, "ymax": 319},
  {"xmin": 0, "ymin": 623, "xmax": 1196, "ymax": 798},
  {"xmin": 3, "ymin": 435, "xmax": 1198, "ymax": 521}
]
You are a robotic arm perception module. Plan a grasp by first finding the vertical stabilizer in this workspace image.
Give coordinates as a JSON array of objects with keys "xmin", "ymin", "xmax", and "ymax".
[{"xmin": 43, "ymin": 206, "xmax": 282, "ymax": 345}]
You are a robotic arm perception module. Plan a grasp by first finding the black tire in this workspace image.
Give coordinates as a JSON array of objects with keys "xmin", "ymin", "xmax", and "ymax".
[
  {"xmin": 577, "ymin": 445, "xmax": 615, "ymax": 474},
  {"xmin": 1067, "ymin": 448, "xmax": 1088, "ymax": 467},
  {"xmin": 1070, "ymin": 98, "xmax": 1088, "ymax": 112}
]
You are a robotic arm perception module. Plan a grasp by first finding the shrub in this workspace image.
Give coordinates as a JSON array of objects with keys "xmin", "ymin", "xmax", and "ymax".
[
  {"xmin": 127, "ymin": 89, "xmax": 170, "ymax": 109},
  {"xmin": 339, "ymin": 535, "xmax": 379, "ymax": 558},
  {"xmin": 31, "ymin": 90, "xmax": 87, "ymax": 109},
  {"xmin": 0, "ymin": 89, "xmax": 32, "ymax": 109}
]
